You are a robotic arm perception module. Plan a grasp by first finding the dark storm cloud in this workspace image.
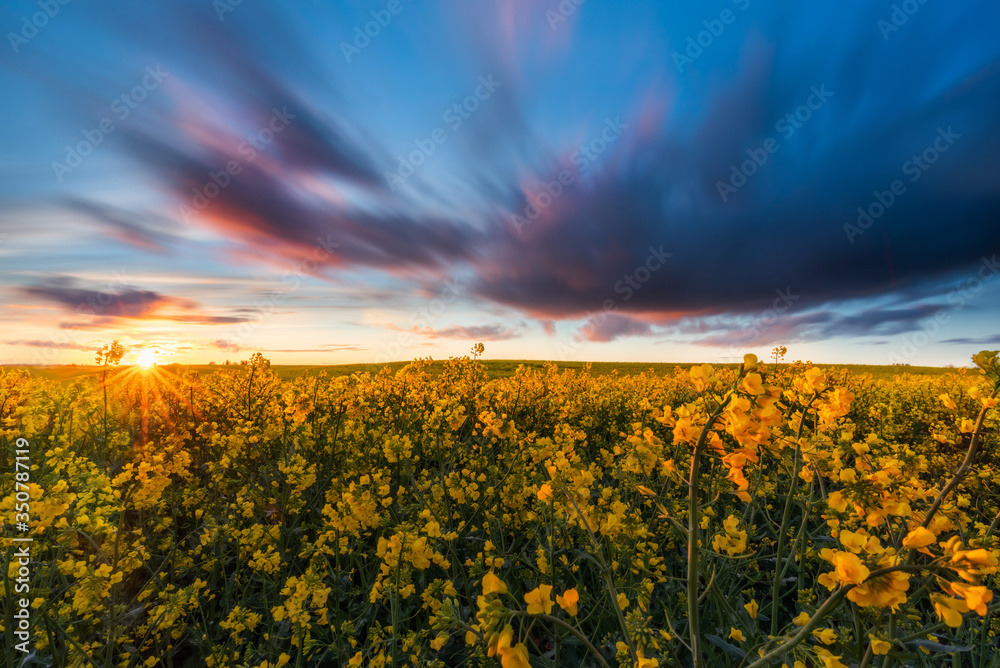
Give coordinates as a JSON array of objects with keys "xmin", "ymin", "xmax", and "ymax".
[{"xmin": 465, "ymin": 3, "xmax": 1000, "ymax": 322}]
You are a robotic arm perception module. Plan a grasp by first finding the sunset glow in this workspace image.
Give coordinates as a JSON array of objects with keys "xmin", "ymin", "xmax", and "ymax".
[{"xmin": 135, "ymin": 350, "xmax": 157, "ymax": 369}]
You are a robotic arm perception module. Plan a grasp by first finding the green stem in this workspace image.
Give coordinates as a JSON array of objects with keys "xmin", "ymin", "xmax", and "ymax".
[
  {"xmin": 688, "ymin": 394, "xmax": 732, "ymax": 668},
  {"xmin": 917, "ymin": 385, "xmax": 998, "ymax": 534},
  {"xmin": 744, "ymin": 586, "xmax": 850, "ymax": 668},
  {"xmin": 563, "ymin": 491, "xmax": 636, "ymax": 665},
  {"xmin": 770, "ymin": 395, "xmax": 817, "ymax": 635},
  {"xmin": 512, "ymin": 612, "xmax": 612, "ymax": 668}
]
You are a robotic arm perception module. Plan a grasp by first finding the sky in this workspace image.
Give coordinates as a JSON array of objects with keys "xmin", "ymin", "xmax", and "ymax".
[{"xmin": 1, "ymin": 0, "xmax": 998, "ymax": 367}]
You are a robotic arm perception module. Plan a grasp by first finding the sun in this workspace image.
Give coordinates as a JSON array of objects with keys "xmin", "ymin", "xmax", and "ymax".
[{"xmin": 136, "ymin": 350, "xmax": 157, "ymax": 368}]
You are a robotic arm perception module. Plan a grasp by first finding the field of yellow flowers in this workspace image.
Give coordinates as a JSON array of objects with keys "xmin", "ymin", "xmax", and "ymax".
[{"xmin": 2, "ymin": 350, "xmax": 1000, "ymax": 668}]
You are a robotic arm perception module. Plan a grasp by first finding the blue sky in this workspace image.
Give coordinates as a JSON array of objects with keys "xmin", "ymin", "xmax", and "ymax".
[{"xmin": 1, "ymin": 0, "xmax": 998, "ymax": 366}]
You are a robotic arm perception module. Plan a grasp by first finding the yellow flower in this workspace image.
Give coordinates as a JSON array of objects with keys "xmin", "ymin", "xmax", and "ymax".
[
  {"xmin": 496, "ymin": 627, "xmax": 531, "ymax": 668},
  {"xmin": 831, "ymin": 551, "xmax": 870, "ymax": 586},
  {"xmin": 952, "ymin": 548, "xmax": 998, "ymax": 567},
  {"xmin": 537, "ymin": 483, "xmax": 553, "ymax": 501},
  {"xmin": 617, "ymin": 592, "xmax": 629, "ymax": 610},
  {"xmin": 741, "ymin": 373, "xmax": 765, "ymax": 395},
  {"xmin": 939, "ymin": 393, "xmax": 957, "ymax": 409},
  {"xmin": 491, "ymin": 624, "xmax": 514, "ymax": 658},
  {"xmin": 524, "ymin": 584, "xmax": 553, "ymax": 615},
  {"xmin": 348, "ymin": 652, "xmax": 363, "ymax": 666},
  {"xmin": 636, "ymin": 647, "xmax": 660, "ymax": 667},
  {"xmin": 932, "ymin": 595, "xmax": 969, "ymax": 628},
  {"xmin": 729, "ymin": 627, "xmax": 745, "ymax": 642},
  {"xmin": 827, "ymin": 491, "xmax": 849, "ymax": 512},
  {"xmin": 276, "ymin": 654, "xmax": 290, "ymax": 667},
  {"xmin": 902, "ymin": 526, "xmax": 936, "ymax": 550},
  {"xmin": 815, "ymin": 648, "xmax": 848, "ymax": 668},
  {"xmin": 813, "ymin": 628, "xmax": 837, "ymax": 645},
  {"xmin": 839, "ymin": 530, "xmax": 867, "ymax": 553},
  {"xmin": 482, "ymin": 571, "xmax": 508, "ymax": 597},
  {"xmin": 556, "ymin": 588, "xmax": 579, "ymax": 616},
  {"xmin": 792, "ymin": 611, "xmax": 811, "ymax": 626},
  {"xmin": 430, "ymin": 634, "xmax": 447, "ymax": 650},
  {"xmin": 949, "ymin": 583, "xmax": 993, "ymax": 615},
  {"xmin": 869, "ymin": 635, "xmax": 891, "ymax": 655},
  {"xmin": 744, "ymin": 599, "xmax": 759, "ymax": 619},
  {"xmin": 804, "ymin": 367, "xmax": 827, "ymax": 392},
  {"xmin": 689, "ymin": 364, "xmax": 715, "ymax": 392}
]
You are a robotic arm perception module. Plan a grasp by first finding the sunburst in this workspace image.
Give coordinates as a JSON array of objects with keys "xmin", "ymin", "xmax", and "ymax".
[{"xmin": 136, "ymin": 349, "xmax": 158, "ymax": 368}]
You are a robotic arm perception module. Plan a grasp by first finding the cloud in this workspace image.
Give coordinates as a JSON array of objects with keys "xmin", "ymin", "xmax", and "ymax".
[
  {"xmin": 62, "ymin": 199, "xmax": 179, "ymax": 253},
  {"xmin": 4, "ymin": 340, "xmax": 95, "ymax": 351},
  {"xmin": 212, "ymin": 339, "xmax": 242, "ymax": 351},
  {"xmin": 578, "ymin": 314, "xmax": 655, "ymax": 343},
  {"xmin": 20, "ymin": 278, "xmax": 247, "ymax": 326},
  {"xmin": 263, "ymin": 344, "xmax": 367, "ymax": 352},
  {"xmin": 940, "ymin": 335, "xmax": 1000, "ymax": 345},
  {"xmin": 382, "ymin": 322, "xmax": 521, "ymax": 341},
  {"xmin": 689, "ymin": 304, "xmax": 948, "ymax": 347},
  {"xmin": 428, "ymin": 324, "xmax": 522, "ymax": 341},
  {"xmin": 22, "ymin": 281, "xmax": 191, "ymax": 318}
]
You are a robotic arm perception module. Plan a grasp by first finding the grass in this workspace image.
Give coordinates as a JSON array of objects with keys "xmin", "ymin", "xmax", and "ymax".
[{"xmin": 4, "ymin": 359, "xmax": 962, "ymax": 383}]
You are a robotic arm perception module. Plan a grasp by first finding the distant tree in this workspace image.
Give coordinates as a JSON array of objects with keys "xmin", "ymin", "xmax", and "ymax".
[
  {"xmin": 771, "ymin": 345, "xmax": 787, "ymax": 367},
  {"xmin": 471, "ymin": 343, "xmax": 485, "ymax": 361},
  {"xmin": 208, "ymin": 361, "xmax": 216, "ymax": 365}
]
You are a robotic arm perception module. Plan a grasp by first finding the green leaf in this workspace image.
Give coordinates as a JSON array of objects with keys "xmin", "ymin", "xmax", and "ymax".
[
  {"xmin": 705, "ymin": 634, "xmax": 747, "ymax": 659},
  {"xmin": 908, "ymin": 639, "xmax": 974, "ymax": 653}
]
